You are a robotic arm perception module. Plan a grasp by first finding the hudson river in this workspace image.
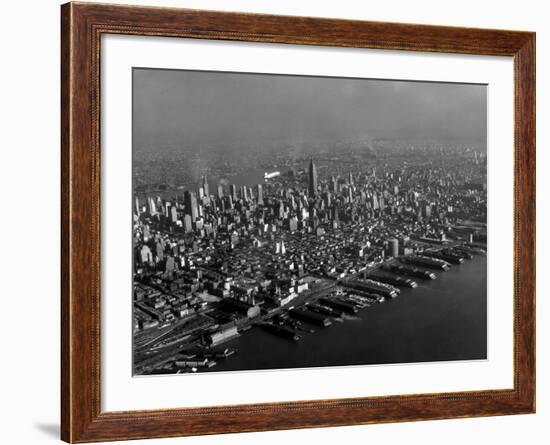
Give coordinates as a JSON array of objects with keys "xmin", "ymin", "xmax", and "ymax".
[{"xmin": 210, "ymin": 254, "xmax": 487, "ymax": 372}]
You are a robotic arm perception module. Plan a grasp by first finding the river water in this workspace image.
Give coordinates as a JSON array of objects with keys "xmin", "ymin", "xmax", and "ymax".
[
  {"xmin": 209, "ymin": 255, "xmax": 487, "ymax": 372},
  {"xmin": 136, "ymin": 166, "xmax": 290, "ymax": 201}
]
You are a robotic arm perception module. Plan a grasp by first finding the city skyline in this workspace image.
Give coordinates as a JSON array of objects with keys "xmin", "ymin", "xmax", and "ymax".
[{"xmin": 132, "ymin": 68, "xmax": 487, "ymax": 376}]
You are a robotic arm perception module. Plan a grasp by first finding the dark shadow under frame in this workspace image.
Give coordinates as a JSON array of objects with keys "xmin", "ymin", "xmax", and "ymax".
[{"xmin": 61, "ymin": 2, "xmax": 535, "ymax": 443}]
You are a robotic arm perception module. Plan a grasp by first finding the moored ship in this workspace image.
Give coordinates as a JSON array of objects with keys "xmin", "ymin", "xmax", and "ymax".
[
  {"xmin": 260, "ymin": 322, "xmax": 301, "ymax": 341},
  {"xmin": 400, "ymin": 255, "xmax": 451, "ymax": 271},
  {"xmin": 367, "ymin": 272, "xmax": 418, "ymax": 288},
  {"xmin": 382, "ymin": 263, "xmax": 437, "ymax": 280},
  {"xmin": 306, "ymin": 302, "xmax": 343, "ymax": 318},
  {"xmin": 289, "ymin": 308, "xmax": 332, "ymax": 326},
  {"xmin": 425, "ymin": 250, "xmax": 464, "ymax": 264},
  {"xmin": 318, "ymin": 297, "xmax": 359, "ymax": 313},
  {"xmin": 342, "ymin": 278, "xmax": 400, "ymax": 298},
  {"xmin": 450, "ymin": 247, "xmax": 474, "ymax": 259}
]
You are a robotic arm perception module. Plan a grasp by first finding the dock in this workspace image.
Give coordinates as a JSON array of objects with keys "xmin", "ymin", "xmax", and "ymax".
[
  {"xmin": 318, "ymin": 297, "xmax": 359, "ymax": 314},
  {"xmin": 289, "ymin": 308, "xmax": 332, "ymax": 326}
]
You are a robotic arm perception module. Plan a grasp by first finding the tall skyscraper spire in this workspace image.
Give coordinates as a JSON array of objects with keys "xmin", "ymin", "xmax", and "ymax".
[
  {"xmin": 308, "ymin": 157, "xmax": 318, "ymax": 198},
  {"xmin": 256, "ymin": 184, "xmax": 264, "ymax": 205}
]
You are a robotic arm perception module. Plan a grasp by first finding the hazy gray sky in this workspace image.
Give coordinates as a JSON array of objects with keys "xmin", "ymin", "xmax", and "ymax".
[{"xmin": 133, "ymin": 68, "xmax": 486, "ymax": 153}]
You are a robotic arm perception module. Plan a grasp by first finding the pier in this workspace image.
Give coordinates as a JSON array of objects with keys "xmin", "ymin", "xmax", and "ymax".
[{"xmin": 289, "ymin": 308, "xmax": 332, "ymax": 326}]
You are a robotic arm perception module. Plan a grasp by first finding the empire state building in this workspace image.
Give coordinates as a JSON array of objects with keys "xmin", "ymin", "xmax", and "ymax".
[{"xmin": 308, "ymin": 158, "xmax": 318, "ymax": 198}]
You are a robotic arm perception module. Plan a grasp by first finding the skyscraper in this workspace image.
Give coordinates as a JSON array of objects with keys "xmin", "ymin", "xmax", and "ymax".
[
  {"xmin": 278, "ymin": 200, "xmax": 284, "ymax": 219},
  {"xmin": 170, "ymin": 205, "xmax": 178, "ymax": 223},
  {"xmin": 147, "ymin": 197, "xmax": 157, "ymax": 216},
  {"xmin": 202, "ymin": 175, "xmax": 209, "ymax": 197},
  {"xmin": 388, "ymin": 238, "xmax": 399, "ymax": 258},
  {"xmin": 183, "ymin": 214, "xmax": 193, "ymax": 233},
  {"xmin": 330, "ymin": 176, "xmax": 337, "ymax": 193},
  {"xmin": 308, "ymin": 158, "xmax": 318, "ymax": 198},
  {"xmin": 184, "ymin": 190, "xmax": 198, "ymax": 222},
  {"xmin": 256, "ymin": 184, "xmax": 264, "ymax": 205}
]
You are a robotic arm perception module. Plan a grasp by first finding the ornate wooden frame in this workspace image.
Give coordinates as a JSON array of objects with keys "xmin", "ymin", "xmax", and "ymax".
[{"xmin": 61, "ymin": 2, "xmax": 536, "ymax": 442}]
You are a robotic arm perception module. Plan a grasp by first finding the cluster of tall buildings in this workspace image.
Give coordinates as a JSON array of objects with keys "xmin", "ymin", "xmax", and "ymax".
[
  {"xmin": 135, "ymin": 159, "xmax": 392, "ymax": 257},
  {"xmin": 142, "ymin": 152, "xmax": 487, "ymax": 279},
  {"xmin": 134, "ymin": 153, "xmax": 486, "ymax": 278}
]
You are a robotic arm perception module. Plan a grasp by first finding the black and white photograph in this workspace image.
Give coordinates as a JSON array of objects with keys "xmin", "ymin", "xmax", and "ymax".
[
  {"xmin": 59, "ymin": 2, "xmax": 536, "ymax": 441},
  {"xmin": 1, "ymin": 0, "xmax": 545, "ymax": 443},
  {"xmin": 132, "ymin": 68, "xmax": 488, "ymax": 376}
]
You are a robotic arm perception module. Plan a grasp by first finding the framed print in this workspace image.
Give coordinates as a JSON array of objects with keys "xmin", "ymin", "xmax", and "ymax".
[{"xmin": 61, "ymin": 2, "xmax": 535, "ymax": 443}]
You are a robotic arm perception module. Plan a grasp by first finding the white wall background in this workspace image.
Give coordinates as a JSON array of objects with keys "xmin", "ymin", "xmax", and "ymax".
[{"xmin": 0, "ymin": 1, "xmax": 546, "ymax": 444}]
